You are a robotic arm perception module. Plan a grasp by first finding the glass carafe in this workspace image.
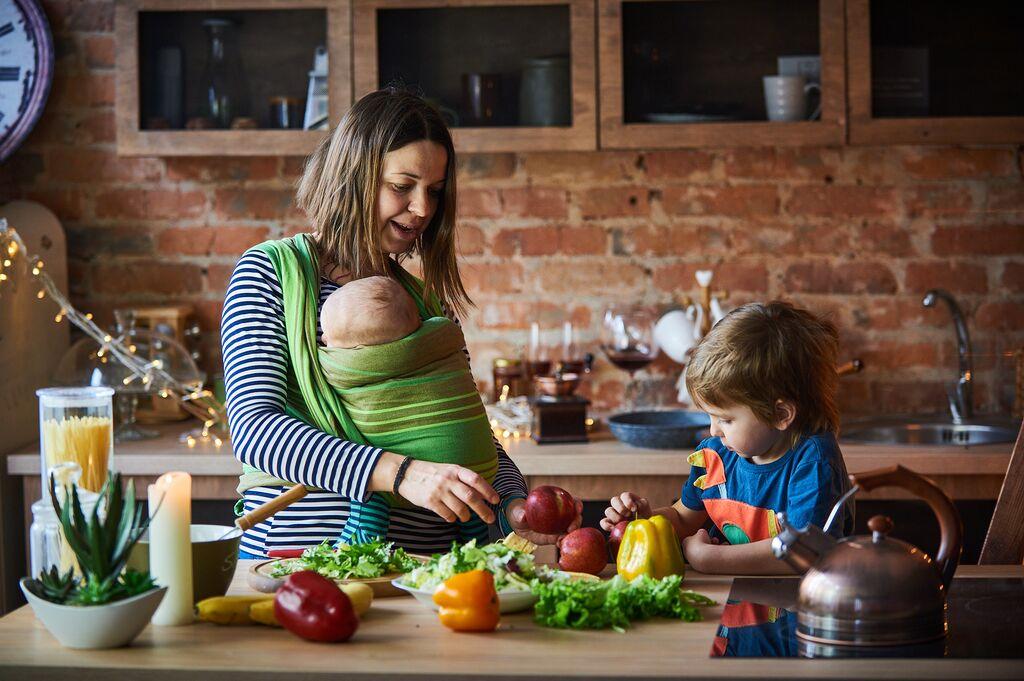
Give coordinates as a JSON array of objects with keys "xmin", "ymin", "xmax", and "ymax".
[{"xmin": 200, "ymin": 18, "xmax": 249, "ymax": 128}]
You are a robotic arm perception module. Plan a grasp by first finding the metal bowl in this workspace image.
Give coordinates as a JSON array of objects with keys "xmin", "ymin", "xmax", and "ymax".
[
  {"xmin": 534, "ymin": 373, "xmax": 581, "ymax": 397},
  {"xmin": 607, "ymin": 410, "xmax": 711, "ymax": 450}
]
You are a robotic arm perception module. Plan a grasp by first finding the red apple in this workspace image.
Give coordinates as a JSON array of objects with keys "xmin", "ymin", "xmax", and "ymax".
[
  {"xmin": 558, "ymin": 527, "xmax": 608, "ymax": 575},
  {"xmin": 524, "ymin": 485, "xmax": 577, "ymax": 535},
  {"xmin": 607, "ymin": 520, "xmax": 630, "ymax": 559}
]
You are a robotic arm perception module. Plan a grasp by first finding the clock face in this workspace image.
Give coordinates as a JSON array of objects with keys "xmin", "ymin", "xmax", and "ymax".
[{"xmin": 0, "ymin": 0, "xmax": 52, "ymax": 163}]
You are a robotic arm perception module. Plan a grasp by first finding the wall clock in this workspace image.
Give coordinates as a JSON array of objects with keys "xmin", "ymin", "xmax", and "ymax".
[{"xmin": 0, "ymin": 0, "xmax": 52, "ymax": 163}]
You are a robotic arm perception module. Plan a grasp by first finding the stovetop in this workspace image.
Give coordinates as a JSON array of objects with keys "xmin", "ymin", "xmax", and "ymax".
[{"xmin": 713, "ymin": 577, "xmax": 1024, "ymax": 659}]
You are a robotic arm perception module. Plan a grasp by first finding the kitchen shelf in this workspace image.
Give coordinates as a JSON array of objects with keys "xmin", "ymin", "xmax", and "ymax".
[
  {"xmin": 352, "ymin": 0, "xmax": 597, "ymax": 152},
  {"xmin": 598, "ymin": 0, "xmax": 847, "ymax": 148},
  {"xmin": 116, "ymin": 0, "xmax": 351, "ymax": 156},
  {"xmin": 846, "ymin": 0, "xmax": 1024, "ymax": 145}
]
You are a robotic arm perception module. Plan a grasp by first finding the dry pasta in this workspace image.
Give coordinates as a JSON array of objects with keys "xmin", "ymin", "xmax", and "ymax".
[{"xmin": 41, "ymin": 416, "xmax": 112, "ymax": 492}]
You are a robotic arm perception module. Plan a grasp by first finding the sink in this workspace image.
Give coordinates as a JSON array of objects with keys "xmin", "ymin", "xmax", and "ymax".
[{"xmin": 842, "ymin": 417, "xmax": 1021, "ymax": 446}]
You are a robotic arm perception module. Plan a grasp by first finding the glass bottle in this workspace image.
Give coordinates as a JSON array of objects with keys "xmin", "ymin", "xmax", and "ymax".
[
  {"xmin": 200, "ymin": 18, "xmax": 249, "ymax": 128},
  {"xmin": 36, "ymin": 387, "xmax": 115, "ymax": 499}
]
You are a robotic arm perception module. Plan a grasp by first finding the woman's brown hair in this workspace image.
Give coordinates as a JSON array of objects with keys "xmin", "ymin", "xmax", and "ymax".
[
  {"xmin": 685, "ymin": 301, "xmax": 840, "ymax": 447},
  {"xmin": 297, "ymin": 87, "xmax": 470, "ymax": 317}
]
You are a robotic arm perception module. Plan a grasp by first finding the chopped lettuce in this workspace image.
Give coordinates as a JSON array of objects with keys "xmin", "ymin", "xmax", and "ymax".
[
  {"xmin": 268, "ymin": 540, "xmax": 420, "ymax": 580},
  {"xmin": 531, "ymin": 574, "xmax": 716, "ymax": 631},
  {"xmin": 399, "ymin": 539, "xmax": 555, "ymax": 592}
]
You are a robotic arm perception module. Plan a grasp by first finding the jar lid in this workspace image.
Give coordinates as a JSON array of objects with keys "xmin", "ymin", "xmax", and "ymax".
[
  {"xmin": 36, "ymin": 386, "xmax": 114, "ymax": 407},
  {"xmin": 493, "ymin": 358, "xmax": 522, "ymax": 368}
]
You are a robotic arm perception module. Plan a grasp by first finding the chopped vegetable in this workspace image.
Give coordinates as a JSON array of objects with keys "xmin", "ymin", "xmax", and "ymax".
[
  {"xmin": 531, "ymin": 574, "xmax": 716, "ymax": 632},
  {"xmin": 433, "ymin": 569, "xmax": 500, "ymax": 632},
  {"xmin": 269, "ymin": 540, "xmax": 419, "ymax": 581},
  {"xmin": 400, "ymin": 539, "xmax": 555, "ymax": 593}
]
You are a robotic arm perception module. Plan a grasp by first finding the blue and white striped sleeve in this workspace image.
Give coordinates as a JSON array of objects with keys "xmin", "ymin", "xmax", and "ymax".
[{"xmin": 221, "ymin": 248, "xmax": 383, "ymax": 501}]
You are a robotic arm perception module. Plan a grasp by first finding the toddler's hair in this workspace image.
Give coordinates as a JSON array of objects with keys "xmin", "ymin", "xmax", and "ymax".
[
  {"xmin": 685, "ymin": 301, "xmax": 840, "ymax": 442},
  {"xmin": 320, "ymin": 275, "xmax": 420, "ymax": 347}
]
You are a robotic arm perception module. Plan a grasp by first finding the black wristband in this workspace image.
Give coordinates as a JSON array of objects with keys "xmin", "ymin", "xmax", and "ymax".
[{"xmin": 392, "ymin": 456, "xmax": 413, "ymax": 497}]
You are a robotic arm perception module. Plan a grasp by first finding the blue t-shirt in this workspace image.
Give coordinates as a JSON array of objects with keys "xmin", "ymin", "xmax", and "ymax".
[{"xmin": 680, "ymin": 433, "xmax": 854, "ymax": 544}]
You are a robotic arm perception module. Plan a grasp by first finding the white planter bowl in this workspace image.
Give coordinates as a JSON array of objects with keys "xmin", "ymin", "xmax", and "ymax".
[
  {"xmin": 20, "ymin": 578, "xmax": 167, "ymax": 649},
  {"xmin": 391, "ymin": 579, "xmax": 539, "ymax": 614}
]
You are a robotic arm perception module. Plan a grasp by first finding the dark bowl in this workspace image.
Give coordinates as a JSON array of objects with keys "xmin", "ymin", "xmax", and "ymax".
[{"xmin": 607, "ymin": 410, "xmax": 711, "ymax": 450}]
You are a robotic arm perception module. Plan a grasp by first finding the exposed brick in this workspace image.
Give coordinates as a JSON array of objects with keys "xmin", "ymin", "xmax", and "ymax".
[
  {"xmin": 22, "ymin": 189, "xmax": 85, "ymax": 221},
  {"xmin": 96, "ymin": 189, "xmax": 206, "ymax": 220},
  {"xmin": 782, "ymin": 222, "xmax": 852, "ymax": 256},
  {"xmin": 457, "ymin": 188, "xmax": 502, "ymax": 219},
  {"xmin": 905, "ymin": 261, "xmax": 988, "ymax": 294},
  {"xmin": 475, "ymin": 300, "xmax": 591, "ymax": 330},
  {"xmin": 713, "ymin": 263, "xmax": 769, "ymax": 293},
  {"xmin": 975, "ymin": 301, "xmax": 1024, "ymax": 331},
  {"xmin": 644, "ymin": 151, "xmax": 715, "ymax": 181},
  {"xmin": 67, "ymin": 226, "xmax": 153, "ymax": 259},
  {"xmin": 785, "ymin": 186, "xmax": 897, "ymax": 217},
  {"xmin": 205, "ymin": 264, "xmax": 235, "ymax": 292},
  {"xmin": 282, "ymin": 156, "xmax": 307, "ymax": 178},
  {"xmin": 988, "ymin": 183, "xmax": 1024, "ymax": 212},
  {"xmin": 457, "ymin": 154, "xmax": 516, "ymax": 181},
  {"xmin": 501, "ymin": 187, "xmax": 568, "ymax": 219},
  {"xmin": 721, "ymin": 148, "xmax": 839, "ymax": 182},
  {"xmin": 1001, "ymin": 262, "xmax": 1024, "ymax": 292},
  {"xmin": 533, "ymin": 260, "xmax": 647, "ymax": 297},
  {"xmin": 491, "ymin": 228, "xmax": 519, "ymax": 256},
  {"xmin": 461, "ymin": 261, "xmax": 524, "ymax": 294},
  {"xmin": 851, "ymin": 222, "xmax": 914, "ymax": 257},
  {"xmin": 577, "ymin": 186, "xmax": 650, "ymax": 219},
  {"xmin": 860, "ymin": 341, "xmax": 941, "ymax": 370},
  {"xmin": 56, "ymin": 71, "xmax": 115, "ymax": 107},
  {"xmin": 456, "ymin": 223, "xmax": 486, "ymax": 256},
  {"xmin": 83, "ymin": 35, "xmax": 115, "ymax": 69},
  {"xmin": 900, "ymin": 148, "xmax": 1016, "ymax": 180},
  {"xmin": 47, "ymin": 148, "xmax": 163, "ymax": 183},
  {"xmin": 213, "ymin": 188, "xmax": 298, "ymax": 220},
  {"xmin": 67, "ymin": 1, "xmax": 114, "ymax": 31},
  {"xmin": 904, "ymin": 185, "xmax": 975, "ymax": 217},
  {"xmin": 507, "ymin": 225, "xmax": 608, "ymax": 256},
  {"xmin": 662, "ymin": 185, "xmax": 778, "ymax": 217},
  {"xmin": 871, "ymin": 381, "xmax": 947, "ymax": 415},
  {"xmin": 157, "ymin": 226, "xmax": 270, "ymax": 256},
  {"xmin": 165, "ymin": 158, "xmax": 279, "ymax": 183},
  {"xmin": 92, "ymin": 262, "xmax": 204, "ymax": 295},
  {"xmin": 783, "ymin": 262, "xmax": 897, "ymax": 294},
  {"xmin": 522, "ymin": 152, "xmax": 639, "ymax": 182},
  {"xmin": 77, "ymin": 111, "xmax": 116, "ymax": 143},
  {"xmin": 932, "ymin": 225, "xmax": 1024, "ymax": 256},
  {"xmin": 623, "ymin": 223, "xmax": 731, "ymax": 257}
]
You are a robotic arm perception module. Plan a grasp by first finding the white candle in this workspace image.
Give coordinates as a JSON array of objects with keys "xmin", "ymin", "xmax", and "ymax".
[
  {"xmin": 148, "ymin": 471, "xmax": 193, "ymax": 626},
  {"xmin": 529, "ymin": 322, "xmax": 540, "ymax": 356},
  {"xmin": 562, "ymin": 322, "xmax": 573, "ymax": 358}
]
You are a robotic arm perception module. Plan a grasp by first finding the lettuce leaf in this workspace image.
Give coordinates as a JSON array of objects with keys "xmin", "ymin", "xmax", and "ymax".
[{"xmin": 269, "ymin": 540, "xmax": 419, "ymax": 580}]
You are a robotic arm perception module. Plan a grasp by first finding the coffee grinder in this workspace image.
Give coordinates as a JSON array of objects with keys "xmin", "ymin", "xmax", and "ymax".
[{"xmin": 529, "ymin": 354, "xmax": 593, "ymax": 444}]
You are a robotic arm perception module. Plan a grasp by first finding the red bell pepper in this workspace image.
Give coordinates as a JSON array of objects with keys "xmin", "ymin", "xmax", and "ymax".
[{"xmin": 274, "ymin": 570, "xmax": 358, "ymax": 642}]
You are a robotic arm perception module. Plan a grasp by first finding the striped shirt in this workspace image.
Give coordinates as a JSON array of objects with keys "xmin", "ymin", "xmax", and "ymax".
[{"xmin": 221, "ymin": 247, "xmax": 528, "ymax": 556}]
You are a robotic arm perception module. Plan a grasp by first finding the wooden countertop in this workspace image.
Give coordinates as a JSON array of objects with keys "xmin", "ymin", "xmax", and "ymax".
[{"xmin": 1, "ymin": 564, "xmax": 1021, "ymax": 680}]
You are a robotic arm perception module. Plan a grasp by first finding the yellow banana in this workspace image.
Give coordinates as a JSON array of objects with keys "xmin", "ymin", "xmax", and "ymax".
[
  {"xmin": 195, "ymin": 595, "xmax": 273, "ymax": 625},
  {"xmin": 249, "ymin": 599, "xmax": 281, "ymax": 627}
]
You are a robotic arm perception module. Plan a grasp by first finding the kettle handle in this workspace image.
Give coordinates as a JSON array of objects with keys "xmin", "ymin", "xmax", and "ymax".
[{"xmin": 850, "ymin": 465, "xmax": 963, "ymax": 589}]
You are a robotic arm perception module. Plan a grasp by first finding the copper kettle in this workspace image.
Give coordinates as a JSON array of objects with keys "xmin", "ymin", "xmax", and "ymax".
[{"xmin": 771, "ymin": 465, "xmax": 963, "ymax": 647}]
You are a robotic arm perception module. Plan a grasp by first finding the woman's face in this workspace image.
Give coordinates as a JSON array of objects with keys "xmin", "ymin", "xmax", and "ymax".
[{"xmin": 377, "ymin": 140, "xmax": 448, "ymax": 255}]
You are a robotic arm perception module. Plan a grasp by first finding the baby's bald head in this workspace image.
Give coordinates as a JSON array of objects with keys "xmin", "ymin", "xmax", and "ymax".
[{"xmin": 321, "ymin": 276, "xmax": 421, "ymax": 348}]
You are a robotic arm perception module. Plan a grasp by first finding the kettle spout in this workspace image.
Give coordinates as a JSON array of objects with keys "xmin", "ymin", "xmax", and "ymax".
[{"xmin": 771, "ymin": 512, "xmax": 837, "ymax": 574}]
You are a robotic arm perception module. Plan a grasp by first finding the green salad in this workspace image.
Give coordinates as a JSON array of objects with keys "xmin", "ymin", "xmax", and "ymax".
[
  {"xmin": 269, "ymin": 540, "xmax": 421, "ymax": 580},
  {"xmin": 531, "ymin": 574, "xmax": 717, "ymax": 632},
  {"xmin": 399, "ymin": 539, "xmax": 556, "ymax": 592}
]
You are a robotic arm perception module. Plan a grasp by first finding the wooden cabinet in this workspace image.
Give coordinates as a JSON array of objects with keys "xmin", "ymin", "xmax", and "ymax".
[
  {"xmin": 598, "ymin": 0, "xmax": 847, "ymax": 149},
  {"xmin": 351, "ymin": 0, "xmax": 597, "ymax": 152},
  {"xmin": 846, "ymin": 0, "xmax": 1024, "ymax": 145},
  {"xmin": 115, "ymin": 0, "xmax": 351, "ymax": 156}
]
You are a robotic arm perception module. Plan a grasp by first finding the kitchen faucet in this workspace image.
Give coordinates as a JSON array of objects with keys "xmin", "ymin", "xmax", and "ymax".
[{"xmin": 922, "ymin": 289, "xmax": 973, "ymax": 423}]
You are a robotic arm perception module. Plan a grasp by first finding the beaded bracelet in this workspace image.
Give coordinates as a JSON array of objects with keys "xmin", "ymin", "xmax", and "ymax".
[{"xmin": 392, "ymin": 455, "xmax": 413, "ymax": 497}]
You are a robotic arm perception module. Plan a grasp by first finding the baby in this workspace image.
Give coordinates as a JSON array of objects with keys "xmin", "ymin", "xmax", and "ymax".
[{"xmin": 319, "ymin": 276, "xmax": 498, "ymax": 545}]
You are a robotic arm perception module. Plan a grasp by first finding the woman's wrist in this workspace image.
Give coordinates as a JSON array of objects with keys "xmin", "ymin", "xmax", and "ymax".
[
  {"xmin": 369, "ymin": 451, "xmax": 403, "ymax": 493},
  {"xmin": 499, "ymin": 495, "xmax": 527, "ymax": 535}
]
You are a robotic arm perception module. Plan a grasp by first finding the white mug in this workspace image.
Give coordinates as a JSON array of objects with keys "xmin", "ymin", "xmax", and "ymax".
[{"xmin": 763, "ymin": 75, "xmax": 821, "ymax": 122}]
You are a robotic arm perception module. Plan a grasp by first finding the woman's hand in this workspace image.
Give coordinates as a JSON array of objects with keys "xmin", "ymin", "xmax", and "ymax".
[
  {"xmin": 598, "ymin": 492, "xmax": 650, "ymax": 531},
  {"xmin": 394, "ymin": 459, "xmax": 500, "ymax": 525},
  {"xmin": 505, "ymin": 497, "xmax": 583, "ymax": 546}
]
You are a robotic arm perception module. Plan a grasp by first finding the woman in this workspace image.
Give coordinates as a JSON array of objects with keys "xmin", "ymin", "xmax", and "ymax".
[{"xmin": 222, "ymin": 88, "xmax": 579, "ymax": 557}]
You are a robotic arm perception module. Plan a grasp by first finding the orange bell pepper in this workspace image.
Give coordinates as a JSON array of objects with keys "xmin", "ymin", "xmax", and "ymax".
[{"xmin": 432, "ymin": 569, "xmax": 500, "ymax": 632}]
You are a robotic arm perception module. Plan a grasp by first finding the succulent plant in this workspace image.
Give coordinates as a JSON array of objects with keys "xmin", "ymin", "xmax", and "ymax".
[{"xmin": 29, "ymin": 471, "xmax": 157, "ymax": 605}]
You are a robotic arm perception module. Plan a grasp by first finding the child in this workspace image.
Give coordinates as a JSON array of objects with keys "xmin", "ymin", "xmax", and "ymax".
[
  {"xmin": 319, "ymin": 275, "xmax": 498, "ymax": 545},
  {"xmin": 601, "ymin": 300, "xmax": 854, "ymax": 574}
]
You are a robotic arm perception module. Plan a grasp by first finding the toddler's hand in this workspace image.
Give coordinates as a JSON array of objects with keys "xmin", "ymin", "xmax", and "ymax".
[{"xmin": 598, "ymin": 492, "xmax": 650, "ymax": 531}]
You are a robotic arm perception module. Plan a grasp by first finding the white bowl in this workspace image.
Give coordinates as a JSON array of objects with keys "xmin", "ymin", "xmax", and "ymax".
[
  {"xmin": 20, "ymin": 578, "xmax": 167, "ymax": 649},
  {"xmin": 390, "ymin": 579, "xmax": 539, "ymax": 614}
]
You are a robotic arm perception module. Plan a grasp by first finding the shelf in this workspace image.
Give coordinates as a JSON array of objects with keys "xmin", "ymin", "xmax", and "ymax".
[
  {"xmin": 847, "ymin": 0, "xmax": 1024, "ymax": 145},
  {"xmin": 353, "ymin": 0, "xmax": 597, "ymax": 152},
  {"xmin": 116, "ymin": 0, "xmax": 351, "ymax": 157},
  {"xmin": 599, "ymin": 0, "xmax": 847, "ymax": 148}
]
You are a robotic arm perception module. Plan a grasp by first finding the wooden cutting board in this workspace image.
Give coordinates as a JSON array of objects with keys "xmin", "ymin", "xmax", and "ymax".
[{"xmin": 0, "ymin": 200, "xmax": 69, "ymax": 455}]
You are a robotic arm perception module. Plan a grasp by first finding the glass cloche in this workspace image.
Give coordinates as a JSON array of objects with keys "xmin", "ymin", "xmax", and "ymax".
[{"xmin": 53, "ymin": 310, "xmax": 205, "ymax": 442}]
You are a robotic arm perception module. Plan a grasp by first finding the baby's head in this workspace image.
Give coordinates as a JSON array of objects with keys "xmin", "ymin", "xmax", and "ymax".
[
  {"xmin": 321, "ymin": 276, "xmax": 421, "ymax": 348},
  {"xmin": 685, "ymin": 301, "xmax": 839, "ymax": 451}
]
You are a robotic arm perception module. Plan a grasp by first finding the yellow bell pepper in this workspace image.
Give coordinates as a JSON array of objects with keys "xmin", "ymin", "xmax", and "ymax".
[
  {"xmin": 615, "ymin": 515, "xmax": 686, "ymax": 581},
  {"xmin": 432, "ymin": 569, "xmax": 500, "ymax": 632}
]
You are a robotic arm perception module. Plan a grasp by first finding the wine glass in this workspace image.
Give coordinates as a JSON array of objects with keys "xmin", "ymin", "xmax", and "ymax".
[
  {"xmin": 601, "ymin": 307, "xmax": 659, "ymax": 412},
  {"xmin": 524, "ymin": 321, "xmax": 552, "ymax": 384}
]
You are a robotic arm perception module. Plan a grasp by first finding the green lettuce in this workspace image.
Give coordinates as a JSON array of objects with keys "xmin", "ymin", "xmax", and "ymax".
[
  {"xmin": 269, "ymin": 540, "xmax": 420, "ymax": 580},
  {"xmin": 399, "ymin": 539, "xmax": 554, "ymax": 592}
]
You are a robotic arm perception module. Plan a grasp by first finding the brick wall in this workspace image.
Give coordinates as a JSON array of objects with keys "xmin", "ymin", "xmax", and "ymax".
[{"xmin": 2, "ymin": 1, "xmax": 1023, "ymax": 419}]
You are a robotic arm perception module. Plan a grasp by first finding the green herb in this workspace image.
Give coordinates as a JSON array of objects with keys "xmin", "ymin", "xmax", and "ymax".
[
  {"xmin": 270, "ymin": 539, "xmax": 420, "ymax": 580},
  {"xmin": 531, "ymin": 574, "xmax": 716, "ymax": 632},
  {"xmin": 399, "ymin": 539, "xmax": 554, "ymax": 592}
]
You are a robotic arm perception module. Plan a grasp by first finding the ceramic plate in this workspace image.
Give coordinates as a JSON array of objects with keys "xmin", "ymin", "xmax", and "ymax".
[{"xmin": 248, "ymin": 555, "xmax": 428, "ymax": 598}]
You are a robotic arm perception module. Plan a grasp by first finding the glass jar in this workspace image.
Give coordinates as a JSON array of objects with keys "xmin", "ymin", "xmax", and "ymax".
[
  {"xmin": 492, "ymin": 358, "xmax": 524, "ymax": 403},
  {"xmin": 37, "ymin": 387, "xmax": 114, "ymax": 499},
  {"xmin": 30, "ymin": 468, "xmax": 99, "ymax": 579},
  {"xmin": 200, "ymin": 18, "xmax": 249, "ymax": 128}
]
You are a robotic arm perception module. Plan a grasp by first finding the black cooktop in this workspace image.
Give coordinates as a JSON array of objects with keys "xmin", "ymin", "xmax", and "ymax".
[{"xmin": 713, "ymin": 577, "xmax": 1024, "ymax": 659}]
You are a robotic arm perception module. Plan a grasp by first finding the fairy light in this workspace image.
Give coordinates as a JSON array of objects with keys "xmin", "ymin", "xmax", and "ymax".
[{"xmin": 36, "ymin": 290, "xmax": 45, "ymax": 299}]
